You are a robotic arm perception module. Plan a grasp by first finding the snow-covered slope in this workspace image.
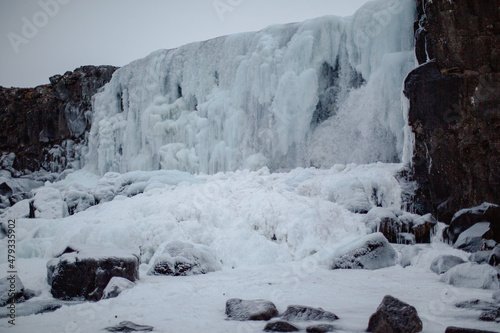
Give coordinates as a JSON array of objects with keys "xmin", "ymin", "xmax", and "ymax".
[{"xmin": 86, "ymin": 0, "xmax": 416, "ymax": 175}]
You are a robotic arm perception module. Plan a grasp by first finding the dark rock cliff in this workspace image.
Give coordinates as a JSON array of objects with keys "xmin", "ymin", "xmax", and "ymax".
[
  {"xmin": 0, "ymin": 65, "xmax": 118, "ymax": 173},
  {"xmin": 405, "ymin": 0, "xmax": 500, "ymax": 223}
]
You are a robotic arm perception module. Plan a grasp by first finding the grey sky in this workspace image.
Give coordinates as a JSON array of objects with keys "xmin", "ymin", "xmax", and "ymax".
[{"xmin": 0, "ymin": 0, "xmax": 372, "ymax": 88}]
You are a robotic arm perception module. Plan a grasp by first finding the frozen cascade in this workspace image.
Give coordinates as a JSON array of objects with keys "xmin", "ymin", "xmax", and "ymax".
[{"xmin": 87, "ymin": 0, "xmax": 416, "ymax": 175}]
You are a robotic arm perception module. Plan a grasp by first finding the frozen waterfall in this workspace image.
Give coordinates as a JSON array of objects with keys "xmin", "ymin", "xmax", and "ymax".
[{"xmin": 86, "ymin": 0, "xmax": 416, "ymax": 175}]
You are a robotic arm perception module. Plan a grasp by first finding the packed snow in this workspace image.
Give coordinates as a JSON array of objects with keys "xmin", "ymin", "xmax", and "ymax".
[{"xmin": 1, "ymin": 0, "xmax": 499, "ymax": 332}]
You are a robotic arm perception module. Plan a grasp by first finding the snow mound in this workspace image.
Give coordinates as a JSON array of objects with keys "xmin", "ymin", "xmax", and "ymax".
[{"xmin": 148, "ymin": 241, "xmax": 221, "ymax": 276}]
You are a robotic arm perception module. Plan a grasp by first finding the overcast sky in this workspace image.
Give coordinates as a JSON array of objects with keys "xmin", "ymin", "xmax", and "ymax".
[{"xmin": 0, "ymin": 0, "xmax": 372, "ymax": 88}]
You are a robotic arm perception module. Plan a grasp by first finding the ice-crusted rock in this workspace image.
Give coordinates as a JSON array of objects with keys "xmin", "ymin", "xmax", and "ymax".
[
  {"xmin": 364, "ymin": 208, "xmax": 437, "ymax": 244},
  {"xmin": 454, "ymin": 222, "xmax": 491, "ymax": 253},
  {"xmin": 430, "ymin": 255, "xmax": 467, "ymax": 275},
  {"xmin": 148, "ymin": 241, "xmax": 221, "ymax": 276},
  {"xmin": 104, "ymin": 321, "xmax": 154, "ymax": 332},
  {"xmin": 264, "ymin": 321, "xmax": 299, "ymax": 332},
  {"xmin": 444, "ymin": 203, "xmax": 500, "ymax": 244},
  {"xmin": 30, "ymin": 187, "xmax": 68, "ymax": 219},
  {"xmin": 440, "ymin": 263, "xmax": 500, "ymax": 290},
  {"xmin": 47, "ymin": 244, "xmax": 139, "ymax": 301},
  {"xmin": 280, "ymin": 305, "xmax": 338, "ymax": 322},
  {"xmin": 0, "ymin": 275, "xmax": 28, "ymax": 307},
  {"xmin": 331, "ymin": 233, "xmax": 397, "ymax": 270},
  {"xmin": 62, "ymin": 183, "xmax": 95, "ymax": 215},
  {"xmin": 102, "ymin": 277, "xmax": 135, "ymax": 299},
  {"xmin": 225, "ymin": 298, "xmax": 279, "ymax": 321},
  {"xmin": 367, "ymin": 295, "xmax": 423, "ymax": 333}
]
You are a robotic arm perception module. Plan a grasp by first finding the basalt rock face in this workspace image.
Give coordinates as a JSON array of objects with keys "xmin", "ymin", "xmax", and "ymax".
[
  {"xmin": 0, "ymin": 65, "xmax": 118, "ymax": 173},
  {"xmin": 405, "ymin": 0, "xmax": 500, "ymax": 223}
]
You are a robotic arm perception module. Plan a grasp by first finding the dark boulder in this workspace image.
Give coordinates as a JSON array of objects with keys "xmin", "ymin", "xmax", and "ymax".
[
  {"xmin": 280, "ymin": 305, "xmax": 338, "ymax": 322},
  {"xmin": 225, "ymin": 298, "xmax": 279, "ymax": 321},
  {"xmin": 263, "ymin": 321, "xmax": 299, "ymax": 332},
  {"xmin": 104, "ymin": 321, "xmax": 153, "ymax": 332},
  {"xmin": 331, "ymin": 233, "xmax": 397, "ymax": 270},
  {"xmin": 430, "ymin": 255, "xmax": 466, "ymax": 275},
  {"xmin": 367, "ymin": 295, "xmax": 423, "ymax": 333},
  {"xmin": 306, "ymin": 324, "xmax": 335, "ymax": 333},
  {"xmin": 47, "ymin": 245, "xmax": 139, "ymax": 301}
]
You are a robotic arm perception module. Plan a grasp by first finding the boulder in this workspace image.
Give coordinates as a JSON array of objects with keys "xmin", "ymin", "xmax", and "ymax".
[
  {"xmin": 479, "ymin": 308, "xmax": 500, "ymax": 322},
  {"xmin": 367, "ymin": 295, "xmax": 423, "ymax": 333},
  {"xmin": 263, "ymin": 321, "xmax": 299, "ymax": 332},
  {"xmin": 331, "ymin": 233, "xmax": 397, "ymax": 270},
  {"xmin": 445, "ymin": 327, "xmax": 498, "ymax": 333},
  {"xmin": 306, "ymin": 324, "xmax": 335, "ymax": 333},
  {"xmin": 488, "ymin": 245, "xmax": 500, "ymax": 266},
  {"xmin": 280, "ymin": 305, "xmax": 338, "ymax": 322},
  {"xmin": 31, "ymin": 187, "xmax": 68, "ymax": 219},
  {"xmin": 0, "ymin": 275, "xmax": 28, "ymax": 307},
  {"xmin": 47, "ymin": 244, "xmax": 139, "ymax": 301},
  {"xmin": 430, "ymin": 255, "xmax": 466, "ymax": 275},
  {"xmin": 148, "ymin": 241, "xmax": 221, "ymax": 276},
  {"xmin": 364, "ymin": 208, "xmax": 402, "ymax": 243},
  {"xmin": 225, "ymin": 298, "xmax": 279, "ymax": 321},
  {"xmin": 446, "ymin": 203, "xmax": 500, "ymax": 244},
  {"xmin": 104, "ymin": 321, "xmax": 153, "ymax": 332},
  {"xmin": 411, "ymin": 214, "xmax": 438, "ymax": 243},
  {"xmin": 470, "ymin": 251, "xmax": 492, "ymax": 265},
  {"xmin": 440, "ymin": 263, "xmax": 500, "ymax": 290},
  {"xmin": 454, "ymin": 222, "xmax": 490, "ymax": 253},
  {"xmin": 102, "ymin": 277, "xmax": 135, "ymax": 299}
]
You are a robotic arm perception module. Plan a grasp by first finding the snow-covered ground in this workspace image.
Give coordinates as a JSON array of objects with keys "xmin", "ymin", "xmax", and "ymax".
[{"xmin": 1, "ymin": 165, "xmax": 499, "ymax": 332}]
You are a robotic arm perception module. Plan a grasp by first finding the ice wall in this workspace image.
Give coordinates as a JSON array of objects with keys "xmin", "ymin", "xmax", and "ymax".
[{"xmin": 87, "ymin": 0, "xmax": 416, "ymax": 175}]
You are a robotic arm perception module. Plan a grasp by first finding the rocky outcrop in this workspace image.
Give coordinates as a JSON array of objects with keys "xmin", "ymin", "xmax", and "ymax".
[
  {"xmin": 405, "ymin": 0, "xmax": 500, "ymax": 223},
  {"xmin": 0, "ymin": 65, "xmax": 117, "ymax": 173}
]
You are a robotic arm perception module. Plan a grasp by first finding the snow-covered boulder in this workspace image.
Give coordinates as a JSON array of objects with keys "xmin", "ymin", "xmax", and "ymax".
[
  {"xmin": 0, "ymin": 275, "xmax": 28, "ymax": 307},
  {"xmin": 400, "ymin": 246, "xmax": 422, "ymax": 268},
  {"xmin": 225, "ymin": 298, "xmax": 279, "ymax": 321},
  {"xmin": 367, "ymin": 295, "xmax": 423, "ymax": 333},
  {"xmin": 444, "ymin": 203, "xmax": 500, "ymax": 244},
  {"xmin": 31, "ymin": 187, "xmax": 68, "ymax": 219},
  {"xmin": 102, "ymin": 277, "xmax": 135, "ymax": 299},
  {"xmin": 148, "ymin": 241, "xmax": 221, "ymax": 276},
  {"xmin": 411, "ymin": 214, "xmax": 438, "ymax": 243},
  {"xmin": 331, "ymin": 233, "xmax": 397, "ymax": 270},
  {"xmin": 430, "ymin": 255, "xmax": 467, "ymax": 275},
  {"xmin": 280, "ymin": 305, "xmax": 338, "ymax": 321},
  {"xmin": 62, "ymin": 184, "xmax": 95, "ymax": 215},
  {"xmin": 440, "ymin": 263, "xmax": 500, "ymax": 290},
  {"xmin": 47, "ymin": 245, "xmax": 139, "ymax": 301},
  {"xmin": 454, "ymin": 222, "xmax": 490, "ymax": 253},
  {"xmin": 470, "ymin": 251, "xmax": 492, "ymax": 264}
]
